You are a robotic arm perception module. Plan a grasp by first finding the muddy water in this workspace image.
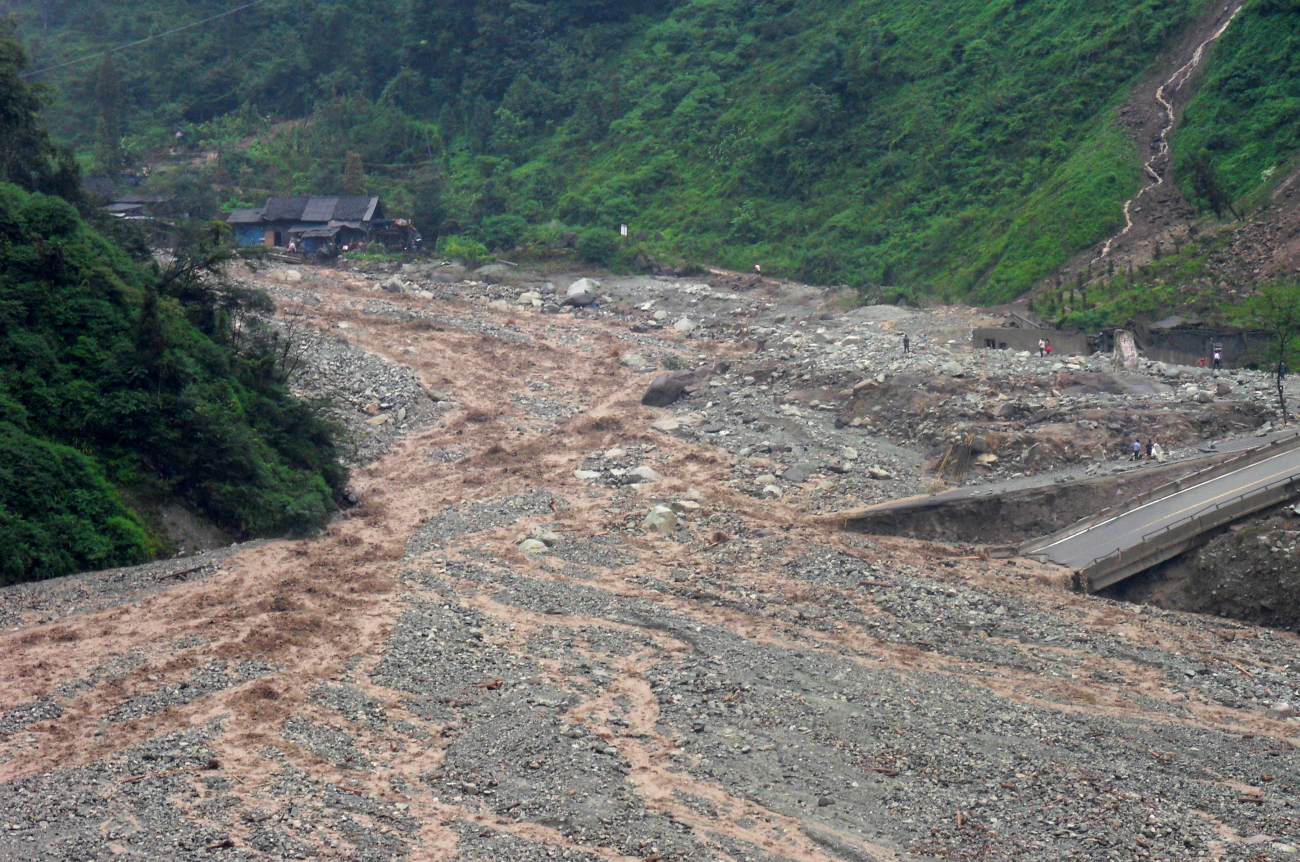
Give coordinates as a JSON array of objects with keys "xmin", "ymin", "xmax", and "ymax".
[{"xmin": 0, "ymin": 269, "xmax": 1297, "ymax": 861}]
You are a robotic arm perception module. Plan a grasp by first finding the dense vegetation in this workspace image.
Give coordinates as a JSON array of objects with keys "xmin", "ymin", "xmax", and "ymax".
[
  {"xmin": 8, "ymin": 0, "xmax": 1254, "ymax": 301},
  {"xmin": 1174, "ymin": 0, "xmax": 1300, "ymax": 208},
  {"xmin": 0, "ymin": 28, "xmax": 345, "ymax": 584},
  {"xmin": 7, "ymin": 0, "xmax": 1299, "ymax": 300}
]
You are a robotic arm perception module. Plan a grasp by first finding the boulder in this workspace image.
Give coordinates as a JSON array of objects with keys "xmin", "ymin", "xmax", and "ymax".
[
  {"xmin": 564, "ymin": 278, "xmax": 601, "ymax": 306},
  {"xmin": 641, "ymin": 367, "xmax": 713, "ymax": 407},
  {"xmin": 867, "ymin": 467, "xmax": 893, "ymax": 480},
  {"xmin": 670, "ymin": 500, "xmax": 702, "ymax": 516},
  {"xmin": 1216, "ymin": 379, "xmax": 1234, "ymax": 396},
  {"xmin": 619, "ymin": 353, "xmax": 648, "ymax": 369},
  {"xmin": 673, "ymin": 318, "xmax": 698, "ymax": 332},
  {"xmin": 488, "ymin": 299, "xmax": 510, "ymax": 311},
  {"xmin": 939, "ymin": 361, "xmax": 965, "ymax": 377},
  {"xmin": 629, "ymin": 465, "xmax": 661, "ymax": 483},
  {"xmin": 573, "ymin": 470, "xmax": 602, "ymax": 481},
  {"xmin": 474, "ymin": 263, "xmax": 513, "ymax": 280},
  {"xmin": 518, "ymin": 538, "xmax": 549, "ymax": 554},
  {"xmin": 643, "ymin": 506, "xmax": 678, "ymax": 533},
  {"xmin": 383, "ymin": 275, "xmax": 407, "ymax": 293},
  {"xmin": 761, "ymin": 484, "xmax": 783, "ymax": 499},
  {"xmin": 528, "ymin": 526, "xmax": 563, "ymax": 547},
  {"xmin": 783, "ymin": 463, "xmax": 815, "ymax": 483}
]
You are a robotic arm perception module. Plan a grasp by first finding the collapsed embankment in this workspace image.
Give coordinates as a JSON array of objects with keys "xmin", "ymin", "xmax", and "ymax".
[
  {"xmin": 1106, "ymin": 503, "xmax": 1300, "ymax": 632},
  {"xmin": 830, "ymin": 455, "xmax": 1228, "ymax": 546}
]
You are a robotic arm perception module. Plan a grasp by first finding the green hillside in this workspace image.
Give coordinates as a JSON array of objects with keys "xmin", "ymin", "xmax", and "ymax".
[
  {"xmin": 8, "ymin": 0, "xmax": 1297, "ymax": 300},
  {"xmin": 1173, "ymin": 0, "xmax": 1300, "ymax": 207},
  {"xmin": 0, "ymin": 29, "xmax": 346, "ymax": 584}
]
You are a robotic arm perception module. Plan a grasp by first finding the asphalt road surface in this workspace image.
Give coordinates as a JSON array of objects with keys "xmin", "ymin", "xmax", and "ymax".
[
  {"xmin": 1033, "ymin": 442, "xmax": 1300, "ymax": 571},
  {"xmin": 833, "ymin": 429, "xmax": 1299, "ymax": 520}
]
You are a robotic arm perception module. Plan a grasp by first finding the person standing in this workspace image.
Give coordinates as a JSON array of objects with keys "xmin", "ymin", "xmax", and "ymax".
[
  {"xmin": 1038, "ymin": 338, "xmax": 1046, "ymax": 357},
  {"xmin": 902, "ymin": 334, "xmax": 910, "ymax": 355},
  {"xmin": 1146, "ymin": 439, "xmax": 1154, "ymax": 460},
  {"xmin": 1044, "ymin": 339, "xmax": 1053, "ymax": 357},
  {"xmin": 1212, "ymin": 349, "xmax": 1222, "ymax": 370},
  {"xmin": 1132, "ymin": 440, "xmax": 1142, "ymax": 461}
]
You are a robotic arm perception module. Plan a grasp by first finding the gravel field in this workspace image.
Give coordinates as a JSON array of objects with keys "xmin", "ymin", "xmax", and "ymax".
[{"xmin": 1, "ymin": 262, "xmax": 1297, "ymax": 862}]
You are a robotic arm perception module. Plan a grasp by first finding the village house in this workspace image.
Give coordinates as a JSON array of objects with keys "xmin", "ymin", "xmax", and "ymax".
[
  {"xmin": 226, "ymin": 195, "xmax": 419, "ymax": 252},
  {"xmin": 101, "ymin": 193, "xmax": 175, "ymax": 219}
]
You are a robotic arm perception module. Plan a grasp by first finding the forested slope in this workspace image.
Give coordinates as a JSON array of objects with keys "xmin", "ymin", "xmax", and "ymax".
[
  {"xmin": 8, "ymin": 0, "xmax": 1299, "ymax": 299},
  {"xmin": 0, "ymin": 29, "xmax": 346, "ymax": 584}
]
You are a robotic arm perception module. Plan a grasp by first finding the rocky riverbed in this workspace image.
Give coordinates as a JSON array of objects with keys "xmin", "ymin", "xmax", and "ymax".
[{"xmin": 1, "ymin": 261, "xmax": 1297, "ymax": 862}]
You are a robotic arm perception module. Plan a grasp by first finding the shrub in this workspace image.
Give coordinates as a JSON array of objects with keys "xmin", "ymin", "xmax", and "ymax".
[
  {"xmin": 478, "ymin": 214, "xmax": 527, "ymax": 251},
  {"xmin": 439, "ymin": 235, "xmax": 493, "ymax": 268},
  {"xmin": 0, "ymin": 423, "xmax": 153, "ymax": 584},
  {"xmin": 577, "ymin": 228, "xmax": 620, "ymax": 265}
]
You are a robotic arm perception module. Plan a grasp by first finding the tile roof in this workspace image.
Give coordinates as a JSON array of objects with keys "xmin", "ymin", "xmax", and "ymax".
[
  {"xmin": 301, "ymin": 196, "xmax": 340, "ymax": 223},
  {"xmin": 260, "ymin": 196, "xmax": 381, "ymax": 223},
  {"xmin": 226, "ymin": 208, "xmax": 266, "ymax": 224},
  {"xmin": 262, "ymin": 196, "xmax": 311, "ymax": 221}
]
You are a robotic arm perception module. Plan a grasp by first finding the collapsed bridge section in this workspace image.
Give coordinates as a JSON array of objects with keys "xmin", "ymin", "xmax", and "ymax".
[{"xmin": 1022, "ymin": 433, "xmax": 1300, "ymax": 591}]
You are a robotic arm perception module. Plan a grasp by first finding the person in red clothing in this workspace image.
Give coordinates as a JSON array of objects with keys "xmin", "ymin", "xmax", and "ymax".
[{"xmin": 1044, "ymin": 339, "xmax": 1052, "ymax": 357}]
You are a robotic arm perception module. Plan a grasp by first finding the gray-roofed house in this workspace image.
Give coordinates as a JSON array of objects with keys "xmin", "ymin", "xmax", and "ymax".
[
  {"xmin": 227, "ymin": 207, "xmax": 267, "ymax": 246},
  {"xmin": 102, "ymin": 193, "xmax": 176, "ymax": 220},
  {"xmin": 228, "ymin": 195, "xmax": 387, "ymax": 251}
]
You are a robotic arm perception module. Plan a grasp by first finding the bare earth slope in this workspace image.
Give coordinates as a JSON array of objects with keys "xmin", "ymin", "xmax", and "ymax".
[{"xmin": 0, "ymin": 267, "xmax": 1297, "ymax": 862}]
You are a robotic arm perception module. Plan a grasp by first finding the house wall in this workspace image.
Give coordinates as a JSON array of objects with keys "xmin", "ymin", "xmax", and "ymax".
[
  {"xmin": 1140, "ymin": 330, "xmax": 1266, "ymax": 368},
  {"xmin": 232, "ymin": 225, "xmax": 264, "ymax": 246},
  {"xmin": 972, "ymin": 328, "xmax": 1089, "ymax": 355}
]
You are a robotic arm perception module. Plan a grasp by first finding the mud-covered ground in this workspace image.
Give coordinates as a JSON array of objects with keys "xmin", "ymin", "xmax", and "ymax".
[{"xmin": 2, "ymin": 264, "xmax": 1298, "ymax": 862}]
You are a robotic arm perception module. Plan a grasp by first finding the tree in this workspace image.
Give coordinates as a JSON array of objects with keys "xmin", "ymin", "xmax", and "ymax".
[
  {"xmin": 93, "ymin": 55, "xmax": 124, "ymax": 177},
  {"xmin": 1236, "ymin": 282, "xmax": 1300, "ymax": 424},
  {"xmin": 342, "ymin": 152, "xmax": 367, "ymax": 195},
  {"xmin": 0, "ymin": 21, "xmax": 80, "ymax": 200},
  {"xmin": 1187, "ymin": 151, "xmax": 1241, "ymax": 220}
]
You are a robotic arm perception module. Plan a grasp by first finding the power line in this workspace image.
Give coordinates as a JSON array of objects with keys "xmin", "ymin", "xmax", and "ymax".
[{"xmin": 20, "ymin": 0, "xmax": 275, "ymax": 78}]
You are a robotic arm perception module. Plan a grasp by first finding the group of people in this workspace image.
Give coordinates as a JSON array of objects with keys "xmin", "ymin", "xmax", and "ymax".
[
  {"xmin": 1196, "ymin": 350, "xmax": 1224, "ymax": 370},
  {"xmin": 1037, "ymin": 338, "xmax": 1053, "ymax": 357},
  {"xmin": 1131, "ymin": 439, "xmax": 1159, "ymax": 461}
]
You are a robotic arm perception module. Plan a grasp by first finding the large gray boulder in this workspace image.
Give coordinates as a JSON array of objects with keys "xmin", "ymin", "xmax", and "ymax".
[
  {"xmin": 641, "ymin": 367, "xmax": 712, "ymax": 407},
  {"xmin": 474, "ymin": 263, "xmax": 513, "ymax": 280},
  {"xmin": 564, "ymin": 278, "xmax": 602, "ymax": 306}
]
